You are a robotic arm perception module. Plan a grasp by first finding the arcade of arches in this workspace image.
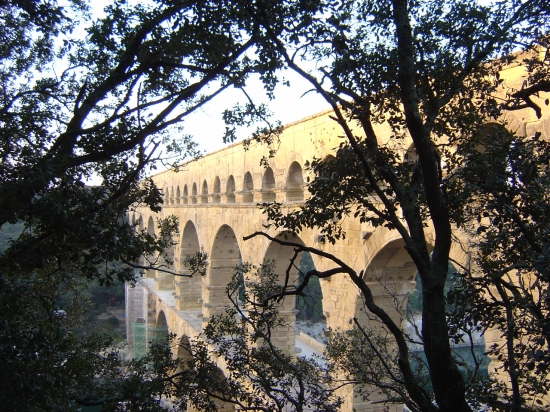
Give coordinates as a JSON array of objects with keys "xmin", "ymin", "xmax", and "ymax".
[{"xmin": 126, "ymin": 64, "xmax": 550, "ymax": 410}]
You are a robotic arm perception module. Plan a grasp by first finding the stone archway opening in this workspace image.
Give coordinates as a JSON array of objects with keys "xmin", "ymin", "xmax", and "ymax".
[
  {"xmin": 183, "ymin": 184, "xmax": 189, "ymax": 204},
  {"xmin": 295, "ymin": 251, "xmax": 327, "ymax": 342},
  {"xmin": 156, "ymin": 239, "xmax": 176, "ymax": 291},
  {"xmin": 352, "ymin": 239, "xmax": 489, "ymax": 405},
  {"xmin": 263, "ymin": 232, "xmax": 304, "ymax": 312},
  {"xmin": 213, "ymin": 176, "xmax": 221, "ymax": 203},
  {"xmin": 176, "ymin": 185, "xmax": 181, "ymax": 204},
  {"xmin": 192, "ymin": 183, "xmax": 198, "ymax": 204},
  {"xmin": 262, "ymin": 231, "xmax": 314, "ymax": 353},
  {"xmin": 150, "ymin": 209, "xmax": 176, "ymax": 290},
  {"xmin": 145, "ymin": 216, "xmax": 156, "ymax": 278},
  {"xmin": 404, "ymin": 143, "xmax": 419, "ymax": 163},
  {"xmin": 176, "ymin": 221, "xmax": 202, "ymax": 312},
  {"xmin": 175, "ymin": 319, "xmax": 237, "ymax": 412},
  {"xmin": 226, "ymin": 175, "xmax": 236, "ymax": 203},
  {"xmin": 201, "ymin": 180, "xmax": 209, "ymax": 204},
  {"xmin": 204, "ymin": 225, "xmax": 241, "ymax": 322},
  {"xmin": 405, "ymin": 261, "xmax": 490, "ymax": 391},
  {"xmin": 156, "ymin": 310, "xmax": 167, "ymax": 328},
  {"xmin": 242, "ymin": 172, "xmax": 253, "ymax": 203},
  {"xmin": 286, "ymin": 161, "xmax": 304, "ymax": 201},
  {"xmin": 356, "ymin": 238, "xmax": 418, "ymax": 329},
  {"xmin": 176, "ymin": 334, "xmax": 193, "ymax": 363},
  {"xmin": 149, "ymin": 310, "xmax": 169, "ymax": 350},
  {"xmin": 262, "ymin": 167, "xmax": 276, "ymax": 202},
  {"xmin": 188, "ymin": 367, "xmax": 235, "ymax": 412},
  {"xmin": 350, "ymin": 238, "xmax": 419, "ymax": 410}
]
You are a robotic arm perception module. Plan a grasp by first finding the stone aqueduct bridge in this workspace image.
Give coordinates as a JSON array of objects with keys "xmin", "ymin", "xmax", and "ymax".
[{"xmin": 126, "ymin": 63, "xmax": 550, "ymax": 411}]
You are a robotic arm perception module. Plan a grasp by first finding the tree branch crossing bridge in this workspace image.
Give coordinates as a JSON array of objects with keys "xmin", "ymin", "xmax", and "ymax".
[{"xmin": 126, "ymin": 62, "xmax": 550, "ymax": 411}]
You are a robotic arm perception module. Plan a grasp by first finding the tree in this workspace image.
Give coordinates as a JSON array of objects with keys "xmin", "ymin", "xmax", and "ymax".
[
  {"xmin": 2, "ymin": 0, "xmax": 550, "ymax": 410},
  {"xmin": 236, "ymin": 0, "xmax": 550, "ymax": 411},
  {"xmin": 168, "ymin": 262, "xmax": 342, "ymax": 412},
  {"xmin": 0, "ymin": 0, "xmax": 282, "ymax": 408},
  {"xmin": 444, "ymin": 126, "xmax": 550, "ymax": 410},
  {"xmin": 111, "ymin": 0, "xmax": 550, "ymax": 409},
  {"xmin": 0, "ymin": 0, "xmax": 273, "ymax": 284}
]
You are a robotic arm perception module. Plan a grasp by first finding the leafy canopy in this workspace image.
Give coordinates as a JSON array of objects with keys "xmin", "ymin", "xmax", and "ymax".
[
  {"xmin": 1, "ymin": 0, "xmax": 550, "ymax": 411},
  {"xmin": 0, "ymin": 0, "xmax": 284, "ymax": 408}
]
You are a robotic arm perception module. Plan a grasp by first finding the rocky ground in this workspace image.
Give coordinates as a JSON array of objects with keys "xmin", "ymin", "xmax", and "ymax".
[{"xmin": 296, "ymin": 321, "xmax": 327, "ymax": 343}]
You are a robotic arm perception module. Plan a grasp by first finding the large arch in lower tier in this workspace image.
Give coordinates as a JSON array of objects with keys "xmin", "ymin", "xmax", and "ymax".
[
  {"xmin": 203, "ymin": 225, "xmax": 241, "ymax": 321},
  {"xmin": 262, "ymin": 231, "xmax": 308, "ymax": 311},
  {"xmin": 155, "ymin": 221, "xmax": 176, "ymax": 290},
  {"xmin": 353, "ymin": 237, "xmax": 418, "ymax": 330},
  {"xmin": 175, "ymin": 220, "xmax": 202, "ymax": 311},
  {"xmin": 260, "ymin": 231, "xmax": 308, "ymax": 354},
  {"xmin": 353, "ymin": 233, "xmax": 471, "ymax": 328},
  {"xmin": 153, "ymin": 310, "xmax": 169, "ymax": 346}
]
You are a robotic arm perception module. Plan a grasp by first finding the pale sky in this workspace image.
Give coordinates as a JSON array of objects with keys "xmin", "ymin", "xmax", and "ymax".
[
  {"xmin": 83, "ymin": 0, "xmax": 330, "ymax": 156},
  {"xmin": 75, "ymin": 0, "xmax": 331, "ymax": 180},
  {"xmin": 182, "ymin": 70, "xmax": 331, "ymax": 155}
]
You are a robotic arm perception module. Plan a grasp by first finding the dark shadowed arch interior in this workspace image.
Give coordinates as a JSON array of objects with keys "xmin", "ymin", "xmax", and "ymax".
[
  {"xmin": 177, "ymin": 221, "xmax": 202, "ymax": 311},
  {"xmin": 364, "ymin": 239, "xmax": 418, "ymax": 282},
  {"xmin": 404, "ymin": 143, "xmax": 419, "ymax": 163},
  {"xmin": 295, "ymin": 251, "xmax": 326, "ymax": 333},
  {"xmin": 156, "ymin": 310, "xmax": 167, "ymax": 327},
  {"xmin": 213, "ymin": 176, "xmax": 221, "ymax": 203},
  {"xmin": 157, "ymin": 239, "xmax": 176, "ymax": 290},
  {"xmin": 243, "ymin": 172, "xmax": 253, "ymax": 203},
  {"xmin": 176, "ymin": 185, "xmax": 180, "ymax": 204},
  {"xmin": 183, "ymin": 184, "xmax": 188, "ymax": 204},
  {"xmin": 152, "ymin": 310, "xmax": 169, "ymax": 344},
  {"xmin": 475, "ymin": 122, "xmax": 510, "ymax": 151},
  {"xmin": 226, "ymin": 175, "xmax": 235, "ymax": 203},
  {"xmin": 147, "ymin": 216, "xmax": 155, "ymax": 236},
  {"xmin": 261, "ymin": 231, "xmax": 310, "ymax": 354},
  {"xmin": 176, "ymin": 335, "xmax": 193, "ymax": 367},
  {"xmin": 170, "ymin": 187, "xmax": 174, "ymax": 204},
  {"xmin": 286, "ymin": 161, "xmax": 304, "ymax": 201},
  {"xmin": 131, "ymin": 214, "xmax": 143, "ymax": 265},
  {"xmin": 192, "ymin": 183, "xmax": 198, "ymax": 204},
  {"xmin": 201, "ymin": 180, "xmax": 208, "ymax": 203},
  {"xmin": 405, "ymin": 262, "xmax": 490, "ymax": 386},
  {"xmin": 262, "ymin": 167, "xmax": 276, "ymax": 202}
]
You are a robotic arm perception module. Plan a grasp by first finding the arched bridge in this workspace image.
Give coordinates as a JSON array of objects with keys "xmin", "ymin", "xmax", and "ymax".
[
  {"xmin": 126, "ymin": 110, "xmax": 471, "ymax": 411},
  {"xmin": 126, "ymin": 62, "xmax": 550, "ymax": 411}
]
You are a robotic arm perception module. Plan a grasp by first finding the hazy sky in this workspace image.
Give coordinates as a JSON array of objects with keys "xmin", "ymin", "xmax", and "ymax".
[
  {"xmin": 183, "ymin": 69, "xmax": 331, "ymax": 155},
  {"xmin": 82, "ymin": 0, "xmax": 331, "ymax": 176}
]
